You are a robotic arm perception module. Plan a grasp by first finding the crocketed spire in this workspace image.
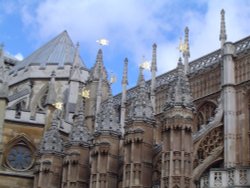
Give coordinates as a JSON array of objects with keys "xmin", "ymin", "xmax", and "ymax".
[
  {"xmin": 95, "ymin": 86, "xmax": 121, "ymax": 135},
  {"xmin": 40, "ymin": 109, "xmax": 64, "ymax": 154},
  {"xmin": 89, "ymin": 49, "xmax": 108, "ymax": 81},
  {"xmin": 220, "ymin": 9, "xmax": 227, "ymax": 48},
  {"xmin": 128, "ymin": 66, "xmax": 154, "ymax": 120},
  {"xmin": 165, "ymin": 58, "xmax": 194, "ymax": 110},
  {"xmin": 69, "ymin": 89, "xmax": 90, "ymax": 144},
  {"xmin": 151, "ymin": 43, "xmax": 157, "ymax": 72},
  {"xmin": 183, "ymin": 27, "xmax": 190, "ymax": 74},
  {"xmin": 122, "ymin": 58, "xmax": 128, "ymax": 86}
]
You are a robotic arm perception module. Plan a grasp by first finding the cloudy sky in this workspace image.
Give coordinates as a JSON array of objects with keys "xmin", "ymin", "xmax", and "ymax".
[{"xmin": 1, "ymin": 0, "xmax": 250, "ymax": 94}]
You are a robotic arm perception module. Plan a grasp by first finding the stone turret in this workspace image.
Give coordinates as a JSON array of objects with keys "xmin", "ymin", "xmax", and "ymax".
[
  {"xmin": 161, "ymin": 58, "xmax": 195, "ymax": 188},
  {"xmin": 63, "ymin": 87, "xmax": 91, "ymax": 188},
  {"xmin": 90, "ymin": 85, "xmax": 121, "ymax": 188},
  {"xmin": 123, "ymin": 66, "xmax": 155, "ymax": 188},
  {"xmin": 34, "ymin": 109, "xmax": 64, "ymax": 188}
]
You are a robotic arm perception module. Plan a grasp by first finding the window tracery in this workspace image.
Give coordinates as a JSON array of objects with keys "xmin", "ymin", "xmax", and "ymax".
[
  {"xmin": 196, "ymin": 102, "xmax": 216, "ymax": 130},
  {"xmin": 195, "ymin": 127, "xmax": 223, "ymax": 166},
  {"xmin": 4, "ymin": 135, "xmax": 35, "ymax": 171}
]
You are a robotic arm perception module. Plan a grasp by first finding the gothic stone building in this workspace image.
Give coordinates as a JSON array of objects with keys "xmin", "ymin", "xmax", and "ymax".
[{"xmin": 0, "ymin": 10, "xmax": 250, "ymax": 188}]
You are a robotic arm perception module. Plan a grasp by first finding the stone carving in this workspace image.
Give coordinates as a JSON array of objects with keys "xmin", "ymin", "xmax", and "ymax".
[
  {"xmin": 127, "ymin": 67, "xmax": 154, "ymax": 120},
  {"xmin": 69, "ymin": 94, "xmax": 90, "ymax": 144},
  {"xmin": 214, "ymin": 172, "xmax": 222, "ymax": 187},
  {"xmin": 192, "ymin": 145, "xmax": 223, "ymax": 181},
  {"xmin": 39, "ymin": 109, "xmax": 64, "ymax": 154},
  {"xmin": 193, "ymin": 96, "xmax": 223, "ymax": 142},
  {"xmin": 239, "ymin": 169, "xmax": 247, "ymax": 185},
  {"xmin": 165, "ymin": 59, "xmax": 194, "ymax": 110},
  {"xmin": 89, "ymin": 49, "xmax": 108, "ymax": 82},
  {"xmin": 228, "ymin": 170, "xmax": 234, "ymax": 186},
  {"xmin": 96, "ymin": 87, "xmax": 121, "ymax": 135}
]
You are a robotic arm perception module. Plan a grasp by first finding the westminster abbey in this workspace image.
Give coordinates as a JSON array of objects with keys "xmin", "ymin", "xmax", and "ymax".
[{"xmin": 0, "ymin": 9, "xmax": 250, "ymax": 188}]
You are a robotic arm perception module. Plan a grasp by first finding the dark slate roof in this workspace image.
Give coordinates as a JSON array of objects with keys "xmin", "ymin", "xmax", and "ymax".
[{"xmin": 11, "ymin": 30, "xmax": 86, "ymax": 73}]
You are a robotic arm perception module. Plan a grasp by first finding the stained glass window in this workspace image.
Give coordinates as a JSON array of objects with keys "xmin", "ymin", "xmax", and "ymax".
[{"xmin": 7, "ymin": 145, "xmax": 33, "ymax": 171}]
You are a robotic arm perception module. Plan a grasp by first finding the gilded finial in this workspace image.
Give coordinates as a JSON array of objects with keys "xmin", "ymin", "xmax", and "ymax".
[
  {"xmin": 81, "ymin": 87, "xmax": 90, "ymax": 98},
  {"xmin": 178, "ymin": 37, "xmax": 188, "ymax": 54},
  {"xmin": 96, "ymin": 38, "xmax": 109, "ymax": 46}
]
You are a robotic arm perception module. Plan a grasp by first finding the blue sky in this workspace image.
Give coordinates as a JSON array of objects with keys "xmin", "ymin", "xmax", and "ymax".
[{"xmin": 1, "ymin": 0, "xmax": 250, "ymax": 94}]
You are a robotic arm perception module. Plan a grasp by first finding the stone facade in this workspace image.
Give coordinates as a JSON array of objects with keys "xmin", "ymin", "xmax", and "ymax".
[{"xmin": 0, "ymin": 10, "xmax": 250, "ymax": 188}]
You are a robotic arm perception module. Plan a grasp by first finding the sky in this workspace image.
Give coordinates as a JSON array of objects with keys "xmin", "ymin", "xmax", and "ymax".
[{"xmin": 1, "ymin": 0, "xmax": 250, "ymax": 94}]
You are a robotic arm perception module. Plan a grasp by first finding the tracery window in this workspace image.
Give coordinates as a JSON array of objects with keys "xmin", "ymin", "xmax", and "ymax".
[
  {"xmin": 197, "ymin": 102, "xmax": 216, "ymax": 130},
  {"xmin": 7, "ymin": 145, "xmax": 32, "ymax": 171},
  {"xmin": 4, "ymin": 136, "xmax": 35, "ymax": 171}
]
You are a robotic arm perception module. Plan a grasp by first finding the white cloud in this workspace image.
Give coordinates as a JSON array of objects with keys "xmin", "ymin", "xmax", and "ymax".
[
  {"xmin": 14, "ymin": 53, "xmax": 24, "ymax": 61},
  {"xmin": 16, "ymin": 0, "xmax": 250, "ymax": 91}
]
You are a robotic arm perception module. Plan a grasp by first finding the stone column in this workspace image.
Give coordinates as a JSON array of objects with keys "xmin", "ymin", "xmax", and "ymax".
[{"xmin": 221, "ymin": 42, "xmax": 237, "ymax": 167}]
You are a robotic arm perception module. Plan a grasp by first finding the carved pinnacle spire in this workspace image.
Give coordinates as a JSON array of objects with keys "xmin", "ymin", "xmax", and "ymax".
[
  {"xmin": 40, "ymin": 109, "xmax": 64, "ymax": 154},
  {"xmin": 128, "ymin": 66, "xmax": 154, "ymax": 120},
  {"xmin": 183, "ymin": 27, "xmax": 190, "ymax": 74},
  {"xmin": 96, "ymin": 85, "xmax": 121, "ymax": 135},
  {"xmin": 184, "ymin": 27, "xmax": 190, "ymax": 57},
  {"xmin": 122, "ymin": 58, "xmax": 128, "ymax": 85},
  {"xmin": 165, "ymin": 58, "xmax": 194, "ymax": 110},
  {"xmin": 150, "ymin": 43, "xmax": 157, "ymax": 112},
  {"xmin": 69, "ymin": 85, "xmax": 90, "ymax": 144},
  {"xmin": 90, "ymin": 49, "xmax": 108, "ymax": 81},
  {"xmin": 97, "ymin": 49, "xmax": 103, "ymax": 66},
  {"xmin": 137, "ymin": 66, "xmax": 144, "ymax": 85},
  {"xmin": 220, "ymin": 9, "xmax": 227, "ymax": 48},
  {"xmin": 151, "ymin": 43, "xmax": 157, "ymax": 72}
]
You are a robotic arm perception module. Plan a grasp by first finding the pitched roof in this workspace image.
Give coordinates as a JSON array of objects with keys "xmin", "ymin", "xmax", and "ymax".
[{"xmin": 11, "ymin": 30, "xmax": 86, "ymax": 72}]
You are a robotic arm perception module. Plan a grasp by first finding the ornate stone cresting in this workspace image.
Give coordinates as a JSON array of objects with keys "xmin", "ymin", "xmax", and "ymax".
[
  {"xmin": 220, "ymin": 9, "xmax": 227, "ymax": 48},
  {"xmin": 45, "ymin": 71, "xmax": 57, "ymax": 105},
  {"xmin": 165, "ymin": 58, "xmax": 194, "ymax": 110},
  {"xmin": 128, "ymin": 66, "xmax": 154, "ymax": 120},
  {"xmin": 95, "ymin": 85, "xmax": 121, "ymax": 135},
  {"xmin": 69, "ymin": 90, "xmax": 90, "ymax": 144},
  {"xmin": 40, "ymin": 109, "xmax": 64, "ymax": 154}
]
